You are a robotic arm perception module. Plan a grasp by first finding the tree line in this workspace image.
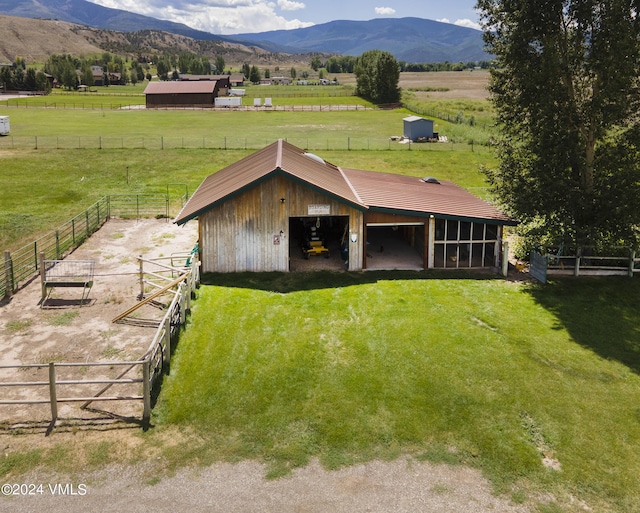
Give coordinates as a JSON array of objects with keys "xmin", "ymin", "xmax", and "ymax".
[{"xmin": 0, "ymin": 58, "xmax": 50, "ymax": 92}]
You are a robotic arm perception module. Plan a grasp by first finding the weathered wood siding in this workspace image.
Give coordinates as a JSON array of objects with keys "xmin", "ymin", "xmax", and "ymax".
[{"xmin": 199, "ymin": 174, "xmax": 364, "ymax": 272}]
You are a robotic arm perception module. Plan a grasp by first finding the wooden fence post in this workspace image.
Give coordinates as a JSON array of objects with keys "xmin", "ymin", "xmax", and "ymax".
[
  {"xmin": 180, "ymin": 283, "xmax": 186, "ymax": 324},
  {"xmin": 39, "ymin": 253, "xmax": 46, "ymax": 302},
  {"xmin": 142, "ymin": 360, "xmax": 151, "ymax": 430},
  {"xmin": 574, "ymin": 257, "xmax": 581, "ymax": 277},
  {"xmin": 164, "ymin": 316, "xmax": 171, "ymax": 375},
  {"xmin": 502, "ymin": 241, "xmax": 509, "ymax": 278},
  {"xmin": 3, "ymin": 250, "xmax": 12, "ymax": 297},
  {"xmin": 49, "ymin": 362, "xmax": 58, "ymax": 424},
  {"xmin": 138, "ymin": 255, "xmax": 144, "ymax": 299},
  {"xmin": 630, "ymin": 251, "xmax": 636, "ymax": 278}
]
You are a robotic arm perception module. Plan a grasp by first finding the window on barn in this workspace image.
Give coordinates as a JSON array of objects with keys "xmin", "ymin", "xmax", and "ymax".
[{"xmin": 434, "ymin": 219, "xmax": 499, "ymax": 268}]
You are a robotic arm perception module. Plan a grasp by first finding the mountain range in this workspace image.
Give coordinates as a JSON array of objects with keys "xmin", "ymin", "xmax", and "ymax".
[{"xmin": 0, "ymin": 0, "xmax": 489, "ymax": 63}]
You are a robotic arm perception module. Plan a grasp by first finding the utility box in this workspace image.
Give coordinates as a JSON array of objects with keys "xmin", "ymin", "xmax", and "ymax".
[
  {"xmin": 0, "ymin": 116, "xmax": 9, "ymax": 136},
  {"xmin": 214, "ymin": 97, "xmax": 242, "ymax": 107}
]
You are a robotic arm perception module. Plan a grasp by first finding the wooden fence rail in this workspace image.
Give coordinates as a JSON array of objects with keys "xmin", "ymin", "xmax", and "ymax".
[
  {"xmin": 531, "ymin": 248, "xmax": 639, "ymax": 283},
  {"xmin": 1, "ymin": 195, "xmax": 175, "ymax": 299},
  {"xmin": 0, "ymin": 250, "xmax": 200, "ymax": 430}
]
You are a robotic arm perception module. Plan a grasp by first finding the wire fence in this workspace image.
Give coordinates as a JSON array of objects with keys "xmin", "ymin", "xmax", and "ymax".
[
  {"xmin": 0, "ymin": 134, "xmax": 484, "ymax": 151},
  {"xmin": 1, "ymin": 194, "xmax": 172, "ymax": 298}
]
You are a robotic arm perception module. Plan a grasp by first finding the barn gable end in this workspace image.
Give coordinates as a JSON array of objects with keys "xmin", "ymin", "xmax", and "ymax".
[{"xmin": 176, "ymin": 140, "xmax": 515, "ymax": 273}]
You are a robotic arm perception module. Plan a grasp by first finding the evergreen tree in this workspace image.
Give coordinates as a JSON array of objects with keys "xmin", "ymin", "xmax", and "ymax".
[
  {"xmin": 215, "ymin": 55, "xmax": 225, "ymax": 74},
  {"xmin": 249, "ymin": 65, "xmax": 261, "ymax": 84}
]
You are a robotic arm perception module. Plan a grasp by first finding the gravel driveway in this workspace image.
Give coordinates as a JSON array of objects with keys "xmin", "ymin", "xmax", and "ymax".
[{"xmin": 1, "ymin": 458, "xmax": 533, "ymax": 513}]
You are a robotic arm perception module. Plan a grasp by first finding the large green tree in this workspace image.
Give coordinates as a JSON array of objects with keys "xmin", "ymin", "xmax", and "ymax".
[
  {"xmin": 354, "ymin": 50, "xmax": 400, "ymax": 104},
  {"xmin": 477, "ymin": 0, "xmax": 640, "ymax": 254}
]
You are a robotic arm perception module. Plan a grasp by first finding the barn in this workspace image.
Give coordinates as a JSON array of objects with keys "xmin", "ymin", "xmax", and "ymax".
[
  {"xmin": 174, "ymin": 140, "xmax": 515, "ymax": 273},
  {"xmin": 144, "ymin": 81, "xmax": 222, "ymax": 108},
  {"xmin": 403, "ymin": 116, "xmax": 435, "ymax": 141}
]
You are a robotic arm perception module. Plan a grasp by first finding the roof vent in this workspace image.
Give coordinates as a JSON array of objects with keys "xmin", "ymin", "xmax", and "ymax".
[
  {"xmin": 304, "ymin": 152, "xmax": 326, "ymax": 165},
  {"xmin": 422, "ymin": 177, "xmax": 440, "ymax": 184}
]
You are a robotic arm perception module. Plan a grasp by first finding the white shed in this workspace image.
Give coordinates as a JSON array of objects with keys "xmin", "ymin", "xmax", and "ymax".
[
  {"xmin": 403, "ymin": 116, "xmax": 434, "ymax": 141},
  {"xmin": 0, "ymin": 116, "xmax": 9, "ymax": 136}
]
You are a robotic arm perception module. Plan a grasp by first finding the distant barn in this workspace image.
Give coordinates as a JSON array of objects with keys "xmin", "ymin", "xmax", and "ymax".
[
  {"xmin": 403, "ymin": 116, "xmax": 435, "ymax": 141},
  {"xmin": 144, "ymin": 81, "xmax": 225, "ymax": 108}
]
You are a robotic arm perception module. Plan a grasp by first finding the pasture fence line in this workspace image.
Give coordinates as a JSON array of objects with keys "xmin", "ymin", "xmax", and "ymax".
[
  {"xmin": 403, "ymin": 100, "xmax": 492, "ymax": 131},
  {"xmin": 0, "ymin": 134, "xmax": 483, "ymax": 152},
  {"xmin": 529, "ymin": 246, "xmax": 640, "ymax": 284},
  {"xmin": 0, "ymin": 244, "xmax": 200, "ymax": 430},
  {"xmin": 0, "ymin": 101, "xmax": 366, "ymax": 111},
  {"xmin": 1, "ymin": 194, "xmax": 177, "ymax": 299}
]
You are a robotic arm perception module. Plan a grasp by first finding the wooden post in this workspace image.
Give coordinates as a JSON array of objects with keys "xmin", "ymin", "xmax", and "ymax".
[
  {"xmin": 629, "ymin": 251, "xmax": 636, "ymax": 278},
  {"xmin": 180, "ymin": 284, "xmax": 186, "ymax": 324},
  {"xmin": 574, "ymin": 257, "xmax": 581, "ymax": 277},
  {"xmin": 142, "ymin": 360, "xmax": 151, "ymax": 430},
  {"xmin": 3, "ymin": 250, "xmax": 12, "ymax": 297},
  {"xmin": 164, "ymin": 315, "xmax": 171, "ymax": 375},
  {"xmin": 502, "ymin": 241, "xmax": 509, "ymax": 278},
  {"xmin": 138, "ymin": 255, "xmax": 144, "ymax": 299},
  {"xmin": 39, "ymin": 253, "xmax": 46, "ymax": 303},
  {"xmin": 49, "ymin": 362, "xmax": 58, "ymax": 424}
]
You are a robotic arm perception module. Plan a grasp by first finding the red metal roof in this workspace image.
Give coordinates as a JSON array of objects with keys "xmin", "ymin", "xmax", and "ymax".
[
  {"xmin": 174, "ymin": 140, "xmax": 366, "ymax": 224},
  {"xmin": 143, "ymin": 81, "xmax": 217, "ymax": 95},
  {"xmin": 342, "ymin": 168, "xmax": 514, "ymax": 223},
  {"xmin": 174, "ymin": 140, "xmax": 515, "ymax": 226}
]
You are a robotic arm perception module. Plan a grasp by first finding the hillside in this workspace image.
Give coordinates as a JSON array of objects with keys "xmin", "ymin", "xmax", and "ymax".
[
  {"xmin": 232, "ymin": 18, "xmax": 490, "ymax": 63},
  {"xmin": 0, "ymin": 14, "xmax": 318, "ymax": 66},
  {"xmin": 0, "ymin": 0, "xmax": 221, "ymax": 41},
  {"xmin": 0, "ymin": 0, "xmax": 489, "ymax": 63}
]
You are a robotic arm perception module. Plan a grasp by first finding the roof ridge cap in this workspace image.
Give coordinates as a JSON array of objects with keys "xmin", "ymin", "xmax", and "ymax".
[
  {"xmin": 338, "ymin": 166, "xmax": 366, "ymax": 207},
  {"xmin": 276, "ymin": 139, "xmax": 284, "ymax": 169}
]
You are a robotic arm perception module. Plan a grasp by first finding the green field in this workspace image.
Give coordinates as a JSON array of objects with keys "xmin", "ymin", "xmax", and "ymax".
[
  {"xmin": 2, "ymin": 79, "xmax": 639, "ymax": 513},
  {"xmin": 0, "ymin": 90, "xmax": 496, "ymax": 251},
  {"xmin": 152, "ymin": 273, "xmax": 640, "ymax": 512}
]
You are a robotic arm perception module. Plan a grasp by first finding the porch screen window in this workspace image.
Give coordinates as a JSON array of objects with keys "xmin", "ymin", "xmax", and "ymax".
[{"xmin": 434, "ymin": 219, "xmax": 499, "ymax": 268}]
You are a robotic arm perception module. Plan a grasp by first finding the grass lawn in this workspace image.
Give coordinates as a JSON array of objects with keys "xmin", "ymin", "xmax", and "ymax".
[{"xmin": 152, "ymin": 273, "xmax": 640, "ymax": 512}]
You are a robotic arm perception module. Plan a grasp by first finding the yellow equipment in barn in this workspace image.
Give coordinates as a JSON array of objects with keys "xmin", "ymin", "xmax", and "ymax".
[{"xmin": 302, "ymin": 224, "xmax": 330, "ymax": 259}]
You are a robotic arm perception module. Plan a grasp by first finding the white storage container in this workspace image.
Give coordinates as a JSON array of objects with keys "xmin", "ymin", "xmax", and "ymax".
[{"xmin": 0, "ymin": 116, "xmax": 9, "ymax": 136}]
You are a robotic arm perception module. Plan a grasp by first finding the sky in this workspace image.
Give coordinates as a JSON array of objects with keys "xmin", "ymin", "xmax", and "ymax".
[{"xmin": 87, "ymin": 0, "xmax": 482, "ymax": 35}]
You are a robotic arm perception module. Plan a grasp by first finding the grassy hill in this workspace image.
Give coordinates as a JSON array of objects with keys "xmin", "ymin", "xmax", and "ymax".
[{"xmin": 0, "ymin": 14, "xmax": 320, "ymax": 66}]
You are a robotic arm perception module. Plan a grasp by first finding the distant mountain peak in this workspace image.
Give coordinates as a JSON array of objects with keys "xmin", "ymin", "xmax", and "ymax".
[{"xmin": 0, "ymin": 0, "xmax": 489, "ymax": 63}]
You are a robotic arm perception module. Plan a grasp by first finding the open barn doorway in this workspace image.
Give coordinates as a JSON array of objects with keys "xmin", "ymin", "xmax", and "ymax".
[
  {"xmin": 364, "ymin": 223, "xmax": 426, "ymax": 270},
  {"xmin": 289, "ymin": 216, "xmax": 350, "ymax": 271}
]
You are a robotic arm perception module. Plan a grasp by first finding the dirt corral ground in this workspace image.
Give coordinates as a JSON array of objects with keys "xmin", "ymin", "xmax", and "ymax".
[{"xmin": 0, "ymin": 218, "xmax": 198, "ymax": 426}]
